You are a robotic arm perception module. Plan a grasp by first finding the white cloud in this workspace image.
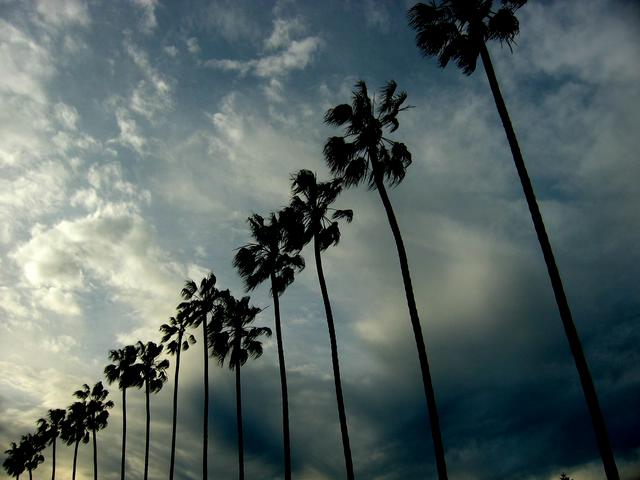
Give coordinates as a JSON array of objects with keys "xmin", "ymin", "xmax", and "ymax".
[
  {"xmin": 186, "ymin": 36, "xmax": 200, "ymax": 54},
  {"xmin": 164, "ymin": 45, "xmax": 178, "ymax": 57},
  {"xmin": 131, "ymin": 0, "xmax": 160, "ymax": 33},
  {"xmin": 53, "ymin": 102, "xmax": 79, "ymax": 130},
  {"xmin": 41, "ymin": 334, "xmax": 78, "ymax": 353},
  {"xmin": 113, "ymin": 108, "xmax": 146, "ymax": 154},
  {"xmin": 34, "ymin": 0, "xmax": 90, "ymax": 27},
  {"xmin": 264, "ymin": 17, "xmax": 305, "ymax": 50}
]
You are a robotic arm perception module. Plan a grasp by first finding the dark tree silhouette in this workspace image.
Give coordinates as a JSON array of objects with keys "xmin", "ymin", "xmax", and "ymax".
[
  {"xmin": 17, "ymin": 434, "xmax": 44, "ymax": 480},
  {"xmin": 160, "ymin": 313, "xmax": 196, "ymax": 480},
  {"xmin": 408, "ymin": 2, "xmax": 619, "ymax": 478},
  {"xmin": 178, "ymin": 273, "xmax": 219, "ymax": 480},
  {"xmin": 104, "ymin": 345, "xmax": 143, "ymax": 480},
  {"xmin": 60, "ymin": 402, "xmax": 89, "ymax": 480},
  {"xmin": 136, "ymin": 341, "xmax": 169, "ymax": 480},
  {"xmin": 288, "ymin": 169, "xmax": 356, "ymax": 479},
  {"xmin": 73, "ymin": 382, "xmax": 114, "ymax": 480},
  {"xmin": 209, "ymin": 291, "xmax": 271, "ymax": 480},
  {"xmin": 324, "ymin": 80, "xmax": 448, "ymax": 479},
  {"xmin": 560, "ymin": 474, "xmax": 574, "ymax": 480},
  {"xmin": 36, "ymin": 408, "xmax": 66, "ymax": 480},
  {"xmin": 2, "ymin": 441, "xmax": 25, "ymax": 479},
  {"xmin": 233, "ymin": 212, "xmax": 305, "ymax": 480}
]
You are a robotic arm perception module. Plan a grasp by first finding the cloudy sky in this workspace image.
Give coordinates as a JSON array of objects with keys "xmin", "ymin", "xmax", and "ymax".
[{"xmin": 1, "ymin": 0, "xmax": 639, "ymax": 478}]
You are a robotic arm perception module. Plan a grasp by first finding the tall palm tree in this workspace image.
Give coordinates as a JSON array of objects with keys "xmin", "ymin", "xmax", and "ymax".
[
  {"xmin": 233, "ymin": 212, "xmax": 305, "ymax": 480},
  {"xmin": 73, "ymin": 382, "xmax": 114, "ymax": 480},
  {"xmin": 160, "ymin": 313, "xmax": 196, "ymax": 480},
  {"xmin": 407, "ymin": 2, "xmax": 619, "ymax": 478},
  {"xmin": 18, "ymin": 434, "xmax": 44, "ymax": 480},
  {"xmin": 60, "ymin": 402, "xmax": 90, "ymax": 480},
  {"xmin": 324, "ymin": 80, "xmax": 448, "ymax": 479},
  {"xmin": 288, "ymin": 169, "xmax": 356, "ymax": 479},
  {"xmin": 3, "ymin": 441, "xmax": 26, "ymax": 479},
  {"xmin": 178, "ymin": 272, "xmax": 219, "ymax": 480},
  {"xmin": 136, "ymin": 341, "xmax": 169, "ymax": 480},
  {"xmin": 36, "ymin": 408, "xmax": 66, "ymax": 480},
  {"xmin": 104, "ymin": 345, "xmax": 142, "ymax": 480},
  {"xmin": 209, "ymin": 291, "xmax": 271, "ymax": 480}
]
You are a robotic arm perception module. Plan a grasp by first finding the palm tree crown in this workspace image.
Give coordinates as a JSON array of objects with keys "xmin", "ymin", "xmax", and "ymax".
[
  {"xmin": 136, "ymin": 342, "xmax": 169, "ymax": 393},
  {"xmin": 36, "ymin": 409, "xmax": 66, "ymax": 447},
  {"xmin": 60, "ymin": 402, "xmax": 89, "ymax": 447},
  {"xmin": 19, "ymin": 434, "xmax": 44, "ymax": 475},
  {"xmin": 104, "ymin": 345, "xmax": 143, "ymax": 391},
  {"xmin": 408, "ymin": 0, "xmax": 526, "ymax": 74},
  {"xmin": 74, "ymin": 382, "xmax": 114, "ymax": 433},
  {"xmin": 233, "ymin": 212, "xmax": 305, "ymax": 295},
  {"xmin": 323, "ymin": 80, "xmax": 413, "ymax": 190},
  {"xmin": 3, "ymin": 441, "xmax": 26, "ymax": 479},
  {"xmin": 161, "ymin": 314, "xmax": 197, "ymax": 356}
]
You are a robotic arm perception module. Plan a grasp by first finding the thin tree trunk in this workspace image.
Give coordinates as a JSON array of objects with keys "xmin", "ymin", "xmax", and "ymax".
[
  {"xmin": 235, "ymin": 349, "xmax": 244, "ymax": 480},
  {"xmin": 169, "ymin": 336, "xmax": 182, "ymax": 480},
  {"xmin": 479, "ymin": 44, "xmax": 619, "ymax": 480},
  {"xmin": 28, "ymin": 469, "xmax": 32, "ymax": 480},
  {"xmin": 51, "ymin": 435, "xmax": 56, "ymax": 480},
  {"xmin": 121, "ymin": 388, "xmax": 127, "ymax": 480},
  {"xmin": 202, "ymin": 319, "xmax": 209, "ymax": 480},
  {"xmin": 92, "ymin": 426, "xmax": 98, "ymax": 480},
  {"xmin": 72, "ymin": 439, "xmax": 79, "ymax": 480},
  {"xmin": 270, "ymin": 273, "xmax": 292, "ymax": 480},
  {"xmin": 374, "ymin": 173, "xmax": 448, "ymax": 480},
  {"xmin": 313, "ymin": 235, "xmax": 355, "ymax": 479},
  {"xmin": 144, "ymin": 381, "xmax": 150, "ymax": 480}
]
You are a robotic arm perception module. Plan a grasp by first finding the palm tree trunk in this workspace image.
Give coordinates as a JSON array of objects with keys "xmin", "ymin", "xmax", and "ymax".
[
  {"xmin": 72, "ymin": 439, "xmax": 79, "ymax": 480},
  {"xmin": 121, "ymin": 388, "xmax": 127, "ymax": 480},
  {"xmin": 270, "ymin": 273, "xmax": 292, "ymax": 480},
  {"xmin": 202, "ymin": 319, "xmax": 209, "ymax": 480},
  {"xmin": 235, "ymin": 353, "xmax": 244, "ymax": 480},
  {"xmin": 144, "ymin": 381, "xmax": 150, "ymax": 480},
  {"xmin": 313, "ymin": 235, "xmax": 355, "ymax": 479},
  {"xmin": 28, "ymin": 469, "xmax": 32, "ymax": 480},
  {"xmin": 374, "ymin": 173, "xmax": 448, "ymax": 480},
  {"xmin": 169, "ymin": 337, "xmax": 182, "ymax": 480},
  {"xmin": 51, "ymin": 435, "xmax": 56, "ymax": 480},
  {"xmin": 479, "ymin": 44, "xmax": 619, "ymax": 480},
  {"xmin": 92, "ymin": 427, "xmax": 98, "ymax": 480}
]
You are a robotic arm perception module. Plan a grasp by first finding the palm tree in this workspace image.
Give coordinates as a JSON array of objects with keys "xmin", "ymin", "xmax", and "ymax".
[
  {"xmin": 178, "ymin": 272, "xmax": 219, "ymax": 480},
  {"xmin": 209, "ymin": 291, "xmax": 271, "ymax": 480},
  {"xmin": 60, "ymin": 402, "xmax": 90, "ymax": 480},
  {"xmin": 104, "ymin": 345, "xmax": 142, "ymax": 480},
  {"xmin": 160, "ymin": 313, "xmax": 196, "ymax": 480},
  {"xmin": 3, "ymin": 441, "xmax": 26, "ymax": 479},
  {"xmin": 324, "ymin": 80, "xmax": 448, "ymax": 478},
  {"xmin": 288, "ymin": 169, "xmax": 356, "ymax": 479},
  {"xmin": 18, "ymin": 434, "xmax": 44, "ymax": 480},
  {"xmin": 36, "ymin": 408, "xmax": 66, "ymax": 480},
  {"xmin": 407, "ymin": 2, "xmax": 619, "ymax": 478},
  {"xmin": 73, "ymin": 382, "xmax": 114, "ymax": 480},
  {"xmin": 233, "ymin": 212, "xmax": 305, "ymax": 480},
  {"xmin": 136, "ymin": 341, "xmax": 169, "ymax": 480}
]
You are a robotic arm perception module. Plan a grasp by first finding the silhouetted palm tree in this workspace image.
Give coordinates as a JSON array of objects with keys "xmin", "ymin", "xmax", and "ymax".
[
  {"xmin": 60, "ymin": 402, "xmax": 89, "ymax": 480},
  {"xmin": 18, "ymin": 434, "xmax": 44, "ymax": 480},
  {"xmin": 233, "ymin": 212, "xmax": 305, "ymax": 480},
  {"xmin": 210, "ymin": 291, "xmax": 271, "ymax": 480},
  {"xmin": 36, "ymin": 408, "xmax": 66, "ymax": 480},
  {"xmin": 324, "ymin": 80, "xmax": 448, "ymax": 478},
  {"xmin": 3, "ymin": 441, "xmax": 26, "ymax": 479},
  {"xmin": 136, "ymin": 341, "xmax": 169, "ymax": 480},
  {"xmin": 407, "ymin": 2, "xmax": 619, "ymax": 478},
  {"xmin": 178, "ymin": 273, "xmax": 219, "ymax": 480},
  {"xmin": 104, "ymin": 345, "xmax": 143, "ymax": 480},
  {"xmin": 160, "ymin": 313, "xmax": 196, "ymax": 480},
  {"xmin": 73, "ymin": 382, "xmax": 114, "ymax": 480},
  {"xmin": 288, "ymin": 169, "xmax": 356, "ymax": 479}
]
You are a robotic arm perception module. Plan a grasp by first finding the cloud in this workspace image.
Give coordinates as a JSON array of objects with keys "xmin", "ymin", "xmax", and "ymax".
[
  {"xmin": 264, "ymin": 17, "xmax": 305, "ymax": 51},
  {"xmin": 131, "ymin": 0, "xmax": 160, "ymax": 33},
  {"xmin": 113, "ymin": 108, "xmax": 146, "ymax": 154},
  {"xmin": 34, "ymin": 0, "xmax": 90, "ymax": 28},
  {"xmin": 164, "ymin": 45, "xmax": 178, "ymax": 57},
  {"xmin": 186, "ymin": 36, "xmax": 200, "ymax": 54},
  {"xmin": 53, "ymin": 102, "xmax": 79, "ymax": 130}
]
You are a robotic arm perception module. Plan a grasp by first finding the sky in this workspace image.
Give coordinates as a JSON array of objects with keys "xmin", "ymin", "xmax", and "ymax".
[{"xmin": 1, "ymin": 0, "xmax": 639, "ymax": 479}]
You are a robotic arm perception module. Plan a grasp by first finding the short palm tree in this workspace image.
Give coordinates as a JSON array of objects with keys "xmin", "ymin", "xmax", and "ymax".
[
  {"xmin": 3, "ymin": 441, "xmax": 26, "ymax": 479},
  {"xmin": 136, "ymin": 341, "xmax": 169, "ymax": 480},
  {"xmin": 408, "ymin": 2, "xmax": 619, "ymax": 478},
  {"xmin": 60, "ymin": 401, "xmax": 90, "ymax": 480},
  {"xmin": 289, "ymin": 169, "xmax": 356, "ymax": 479},
  {"xmin": 209, "ymin": 291, "xmax": 271, "ymax": 480},
  {"xmin": 36, "ymin": 408, "xmax": 66, "ymax": 480},
  {"xmin": 233, "ymin": 212, "xmax": 305, "ymax": 480},
  {"xmin": 160, "ymin": 313, "xmax": 196, "ymax": 480},
  {"xmin": 18, "ymin": 434, "xmax": 44, "ymax": 480},
  {"xmin": 73, "ymin": 382, "xmax": 114, "ymax": 480},
  {"xmin": 324, "ymin": 80, "xmax": 448, "ymax": 478},
  {"xmin": 104, "ymin": 345, "xmax": 143, "ymax": 480},
  {"xmin": 178, "ymin": 273, "xmax": 219, "ymax": 480}
]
